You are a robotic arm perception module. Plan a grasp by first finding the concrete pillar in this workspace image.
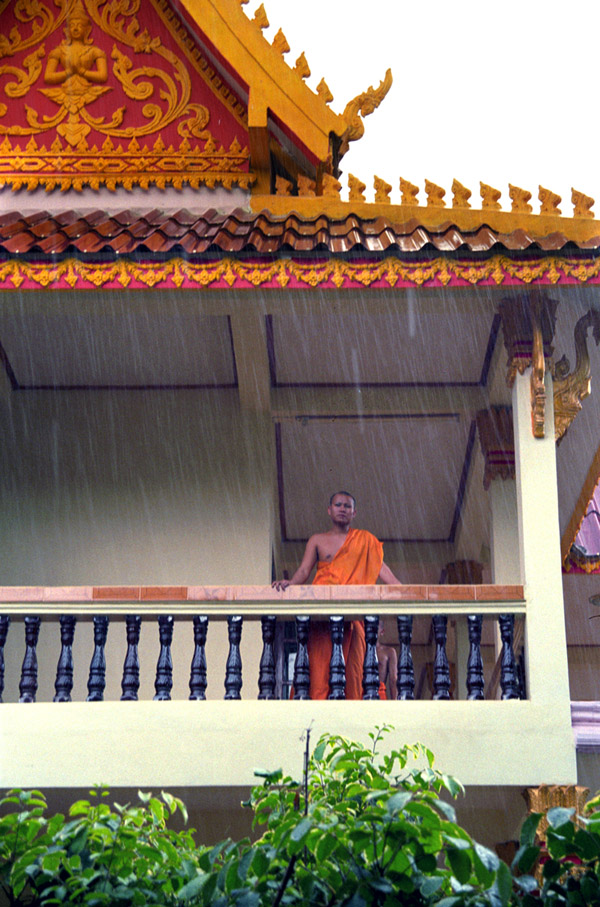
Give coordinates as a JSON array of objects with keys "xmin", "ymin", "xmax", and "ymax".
[{"xmin": 513, "ymin": 369, "xmax": 571, "ymax": 709}]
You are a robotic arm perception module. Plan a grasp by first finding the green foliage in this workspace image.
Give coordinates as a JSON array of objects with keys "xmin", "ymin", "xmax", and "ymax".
[
  {"xmin": 240, "ymin": 727, "xmax": 505, "ymax": 906},
  {"xmin": 0, "ymin": 786, "xmax": 233, "ymax": 906},
  {"xmin": 5, "ymin": 729, "xmax": 600, "ymax": 906}
]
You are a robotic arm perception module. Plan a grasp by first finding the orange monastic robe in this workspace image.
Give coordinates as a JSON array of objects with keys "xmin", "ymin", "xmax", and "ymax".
[{"xmin": 309, "ymin": 527, "xmax": 383, "ymax": 700}]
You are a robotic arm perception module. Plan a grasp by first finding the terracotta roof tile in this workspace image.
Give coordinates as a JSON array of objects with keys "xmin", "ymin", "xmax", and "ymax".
[{"xmin": 0, "ymin": 208, "xmax": 597, "ymax": 258}]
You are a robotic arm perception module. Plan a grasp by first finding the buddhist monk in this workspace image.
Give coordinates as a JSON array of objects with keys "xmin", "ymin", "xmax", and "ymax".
[{"xmin": 272, "ymin": 491, "xmax": 402, "ymax": 699}]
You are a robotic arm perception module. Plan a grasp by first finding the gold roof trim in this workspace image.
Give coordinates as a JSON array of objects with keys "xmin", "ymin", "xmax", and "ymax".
[
  {"xmin": 254, "ymin": 187, "xmax": 600, "ymax": 244},
  {"xmin": 176, "ymin": 0, "xmax": 388, "ymax": 162}
]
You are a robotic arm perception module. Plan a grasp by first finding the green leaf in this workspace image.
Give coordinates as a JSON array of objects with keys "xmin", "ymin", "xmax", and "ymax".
[
  {"xmin": 237, "ymin": 849, "xmax": 253, "ymax": 881},
  {"xmin": 473, "ymin": 841, "xmax": 500, "ymax": 872},
  {"xmin": 385, "ymin": 790, "xmax": 412, "ymax": 813},
  {"xmin": 290, "ymin": 816, "xmax": 312, "ymax": 843},
  {"xmin": 312, "ymin": 740, "xmax": 327, "ymax": 762},
  {"xmin": 494, "ymin": 860, "xmax": 513, "ymax": 907},
  {"xmin": 547, "ymin": 806, "xmax": 575, "ymax": 829},
  {"xmin": 176, "ymin": 873, "xmax": 207, "ymax": 901},
  {"xmin": 515, "ymin": 844, "xmax": 539, "ymax": 874},
  {"xmin": 520, "ymin": 812, "xmax": 542, "ymax": 846},
  {"xmin": 42, "ymin": 851, "xmax": 62, "ymax": 873},
  {"xmin": 447, "ymin": 847, "xmax": 472, "ymax": 884},
  {"xmin": 69, "ymin": 800, "xmax": 91, "ymax": 817},
  {"xmin": 315, "ymin": 833, "xmax": 338, "ymax": 862},
  {"xmin": 420, "ymin": 875, "xmax": 444, "ymax": 897}
]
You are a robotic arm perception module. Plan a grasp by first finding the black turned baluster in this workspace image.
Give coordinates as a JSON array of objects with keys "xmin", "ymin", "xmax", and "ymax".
[
  {"xmin": 121, "ymin": 616, "xmax": 141, "ymax": 701},
  {"xmin": 224, "ymin": 616, "xmax": 243, "ymax": 700},
  {"xmin": 498, "ymin": 614, "xmax": 520, "ymax": 700},
  {"xmin": 466, "ymin": 615, "xmax": 485, "ymax": 700},
  {"xmin": 432, "ymin": 615, "xmax": 451, "ymax": 700},
  {"xmin": 0, "ymin": 616, "xmax": 10, "ymax": 703},
  {"xmin": 362, "ymin": 616, "xmax": 380, "ymax": 700},
  {"xmin": 53, "ymin": 615, "xmax": 77, "ymax": 702},
  {"xmin": 328, "ymin": 616, "xmax": 346, "ymax": 700},
  {"xmin": 258, "ymin": 616, "xmax": 277, "ymax": 700},
  {"xmin": 154, "ymin": 616, "xmax": 174, "ymax": 701},
  {"xmin": 19, "ymin": 616, "xmax": 41, "ymax": 703},
  {"xmin": 87, "ymin": 616, "xmax": 109, "ymax": 701},
  {"xmin": 293, "ymin": 615, "xmax": 310, "ymax": 700},
  {"xmin": 189, "ymin": 616, "xmax": 208, "ymax": 700},
  {"xmin": 396, "ymin": 615, "xmax": 415, "ymax": 700}
]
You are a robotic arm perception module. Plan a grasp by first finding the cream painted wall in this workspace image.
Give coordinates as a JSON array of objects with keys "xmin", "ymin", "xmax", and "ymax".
[
  {"xmin": 0, "ymin": 388, "xmax": 273, "ymax": 700},
  {"xmin": 0, "ymin": 389, "xmax": 271, "ymax": 585}
]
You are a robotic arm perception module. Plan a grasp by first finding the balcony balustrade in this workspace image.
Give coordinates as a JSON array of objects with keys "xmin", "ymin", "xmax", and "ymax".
[{"xmin": 0, "ymin": 584, "xmax": 525, "ymax": 704}]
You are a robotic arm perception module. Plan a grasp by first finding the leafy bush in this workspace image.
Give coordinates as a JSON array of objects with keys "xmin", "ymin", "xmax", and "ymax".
[{"xmin": 3, "ymin": 728, "xmax": 600, "ymax": 906}]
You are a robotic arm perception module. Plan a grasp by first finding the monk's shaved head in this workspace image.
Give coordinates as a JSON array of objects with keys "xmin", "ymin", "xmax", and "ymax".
[{"xmin": 329, "ymin": 491, "xmax": 356, "ymax": 509}]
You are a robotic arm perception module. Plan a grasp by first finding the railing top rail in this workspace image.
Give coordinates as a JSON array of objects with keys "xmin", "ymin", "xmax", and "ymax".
[{"xmin": 0, "ymin": 583, "xmax": 525, "ymax": 604}]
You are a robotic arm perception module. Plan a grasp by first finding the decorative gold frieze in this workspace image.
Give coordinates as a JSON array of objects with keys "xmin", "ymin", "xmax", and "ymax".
[
  {"xmin": 0, "ymin": 0, "xmax": 251, "ymax": 191},
  {"xmin": 451, "ymin": 179, "xmax": 471, "ymax": 208},
  {"xmin": 348, "ymin": 173, "xmax": 365, "ymax": 203},
  {"xmin": 3, "ymin": 254, "xmax": 600, "ymax": 291},
  {"xmin": 509, "ymin": 184, "xmax": 532, "ymax": 214},
  {"xmin": 572, "ymin": 188, "xmax": 594, "ymax": 219},
  {"xmin": 476, "ymin": 408, "xmax": 515, "ymax": 489},
  {"xmin": 0, "ymin": 133, "xmax": 252, "ymax": 191},
  {"xmin": 539, "ymin": 185, "xmax": 562, "ymax": 215},
  {"xmin": 498, "ymin": 292, "xmax": 558, "ymax": 438},
  {"xmin": 400, "ymin": 177, "xmax": 419, "ymax": 206},
  {"xmin": 425, "ymin": 179, "xmax": 445, "ymax": 207},
  {"xmin": 553, "ymin": 309, "xmax": 600, "ymax": 443}
]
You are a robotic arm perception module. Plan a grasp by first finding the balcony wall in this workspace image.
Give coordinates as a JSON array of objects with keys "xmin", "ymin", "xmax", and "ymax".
[{"xmin": 0, "ymin": 583, "xmax": 577, "ymax": 790}]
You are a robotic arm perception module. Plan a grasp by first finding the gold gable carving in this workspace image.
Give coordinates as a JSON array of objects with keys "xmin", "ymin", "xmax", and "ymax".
[{"xmin": 0, "ymin": 0, "xmax": 251, "ymax": 191}]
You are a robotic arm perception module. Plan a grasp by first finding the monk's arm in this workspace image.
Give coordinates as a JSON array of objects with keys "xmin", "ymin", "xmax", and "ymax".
[
  {"xmin": 272, "ymin": 535, "xmax": 318, "ymax": 590},
  {"xmin": 378, "ymin": 561, "xmax": 402, "ymax": 584}
]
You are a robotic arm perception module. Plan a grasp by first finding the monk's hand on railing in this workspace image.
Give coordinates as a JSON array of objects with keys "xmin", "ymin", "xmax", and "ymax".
[{"xmin": 271, "ymin": 579, "xmax": 291, "ymax": 591}]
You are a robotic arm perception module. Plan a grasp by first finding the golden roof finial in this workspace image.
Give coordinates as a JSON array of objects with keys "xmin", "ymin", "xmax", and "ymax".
[
  {"xmin": 374, "ymin": 175, "xmax": 391, "ymax": 204},
  {"xmin": 539, "ymin": 185, "xmax": 562, "ymax": 215},
  {"xmin": 275, "ymin": 175, "xmax": 292, "ymax": 196},
  {"xmin": 294, "ymin": 52, "xmax": 311, "ymax": 80},
  {"xmin": 452, "ymin": 179, "xmax": 471, "ymax": 209},
  {"xmin": 297, "ymin": 174, "xmax": 316, "ymax": 197},
  {"xmin": 322, "ymin": 173, "xmax": 341, "ymax": 199},
  {"xmin": 316, "ymin": 78, "xmax": 333, "ymax": 104},
  {"xmin": 252, "ymin": 3, "xmax": 269, "ymax": 29},
  {"xmin": 400, "ymin": 178, "xmax": 419, "ymax": 206},
  {"xmin": 572, "ymin": 188, "xmax": 595, "ymax": 219},
  {"xmin": 341, "ymin": 68, "xmax": 392, "ymax": 146},
  {"xmin": 425, "ymin": 180, "xmax": 446, "ymax": 208},
  {"xmin": 509, "ymin": 184, "xmax": 533, "ymax": 214},
  {"xmin": 272, "ymin": 28, "xmax": 289, "ymax": 55},
  {"xmin": 480, "ymin": 182, "xmax": 502, "ymax": 210},
  {"xmin": 348, "ymin": 173, "xmax": 365, "ymax": 202}
]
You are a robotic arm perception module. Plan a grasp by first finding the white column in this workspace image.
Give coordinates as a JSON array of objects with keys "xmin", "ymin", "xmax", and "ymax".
[
  {"xmin": 490, "ymin": 478, "xmax": 520, "ymax": 584},
  {"xmin": 513, "ymin": 369, "xmax": 571, "ymax": 708}
]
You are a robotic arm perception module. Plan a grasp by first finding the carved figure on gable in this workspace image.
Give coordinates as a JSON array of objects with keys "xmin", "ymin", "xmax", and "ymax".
[{"xmin": 44, "ymin": 1, "xmax": 108, "ymax": 87}]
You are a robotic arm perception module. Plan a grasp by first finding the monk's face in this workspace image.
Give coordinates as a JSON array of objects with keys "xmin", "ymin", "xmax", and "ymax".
[{"xmin": 328, "ymin": 494, "xmax": 356, "ymax": 525}]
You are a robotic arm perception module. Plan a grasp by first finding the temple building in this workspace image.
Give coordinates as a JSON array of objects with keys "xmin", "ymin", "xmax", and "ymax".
[{"xmin": 1, "ymin": 0, "xmax": 600, "ymax": 846}]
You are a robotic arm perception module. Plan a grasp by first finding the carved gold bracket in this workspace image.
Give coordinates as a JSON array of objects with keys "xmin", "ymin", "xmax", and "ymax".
[
  {"xmin": 553, "ymin": 309, "xmax": 600, "ymax": 443},
  {"xmin": 498, "ymin": 292, "xmax": 558, "ymax": 438},
  {"xmin": 339, "ymin": 68, "xmax": 392, "ymax": 154},
  {"xmin": 476, "ymin": 407, "xmax": 515, "ymax": 489},
  {"xmin": 523, "ymin": 785, "xmax": 589, "ymax": 842}
]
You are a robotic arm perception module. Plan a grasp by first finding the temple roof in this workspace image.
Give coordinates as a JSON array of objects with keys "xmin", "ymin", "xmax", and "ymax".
[{"xmin": 1, "ymin": 208, "xmax": 600, "ymax": 257}]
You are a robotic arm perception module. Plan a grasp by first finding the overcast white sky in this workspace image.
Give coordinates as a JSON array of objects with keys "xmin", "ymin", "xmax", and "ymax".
[{"xmin": 246, "ymin": 1, "xmax": 599, "ymax": 215}]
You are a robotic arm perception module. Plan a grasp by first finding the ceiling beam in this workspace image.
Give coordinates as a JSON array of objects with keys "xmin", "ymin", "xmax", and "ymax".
[{"xmin": 272, "ymin": 384, "xmax": 489, "ymax": 418}]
